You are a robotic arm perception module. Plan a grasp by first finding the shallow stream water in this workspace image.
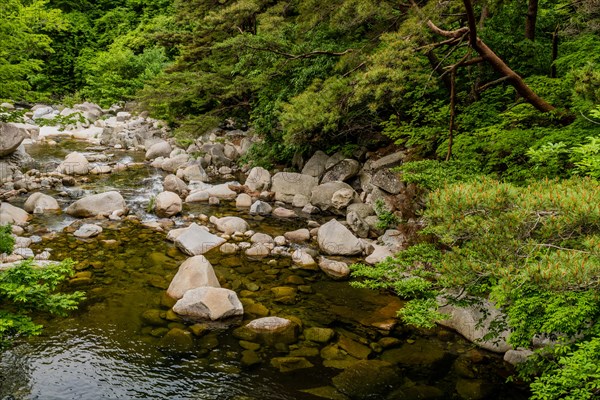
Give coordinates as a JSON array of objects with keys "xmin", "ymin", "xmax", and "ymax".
[{"xmin": 0, "ymin": 139, "xmax": 529, "ymax": 400}]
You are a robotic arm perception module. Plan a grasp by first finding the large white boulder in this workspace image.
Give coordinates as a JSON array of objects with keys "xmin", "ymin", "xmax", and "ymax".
[
  {"xmin": 212, "ymin": 216, "xmax": 249, "ymax": 235},
  {"xmin": 271, "ymin": 172, "xmax": 318, "ymax": 203},
  {"xmin": 173, "ymin": 287, "xmax": 243, "ymax": 321},
  {"xmin": 174, "ymin": 223, "xmax": 226, "ymax": 256},
  {"xmin": 244, "ymin": 167, "xmax": 271, "ymax": 192},
  {"xmin": 0, "ymin": 203, "xmax": 30, "ymax": 226},
  {"xmin": 66, "ymin": 191, "xmax": 126, "ymax": 217},
  {"xmin": 58, "ymin": 152, "xmax": 89, "ymax": 175},
  {"xmin": 24, "ymin": 193, "xmax": 60, "ymax": 213},
  {"xmin": 167, "ymin": 255, "xmax": 220, "ymax": 300},
  {"xmin": 155, "ymin": 191, "xmax": 182, "ymax": 218},
  {"xmin": 145, "ymin": 140, "xmax": 172, "ymax": 160},
  {"xmin": 317, "ymin": 219, "xmax": 363, "ymax": 256},
  {"xmin": 0, "ymin": 122, "xmax": 29, "ymax": 156}
]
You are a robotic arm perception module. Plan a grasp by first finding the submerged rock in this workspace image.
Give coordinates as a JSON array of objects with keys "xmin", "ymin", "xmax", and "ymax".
[
  {"xmin": 270, "ymin": 357, "xmax": 314, "ymax": 373},
  {"xmin": 73, "ymin": 224, "xmax": 103, "ymax": 238},
  {"xmin": 318, "ymin": 258, "xmax": 350, "ymax": 280},
  {"xmin": 331, "ymin": 360, "xmax": 400, "ymax": 400},
  {"xmin": 167, "ymin": 255, "xmax": 221, "ymax": 300}
]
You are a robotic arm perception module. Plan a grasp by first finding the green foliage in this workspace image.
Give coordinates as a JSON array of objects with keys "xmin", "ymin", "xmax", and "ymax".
[
  {"xmin": 0, "ymin": 0, "xmax": 66, "ymax": 100},
  {"xmin": 373, "ymin": 199, "xmax": 399, "ymax": 229},
  {"xmin": 394, "ymin": 159, "xmax": 480, "ymax": 191},
  {"xmin": 34, "ymin": 112, "xmax": 87, "ymax": 130},
  {"xmin": 353, "ymin": 177, "xmax": 600, "ymax": 398},
  {"xmin": 0, "ymin": 224, "xmax": 15, "ymax": 255},
  {"xmin": 0, "ymin": 259, "xmax": 85, "ymax": 346},
  {"xmin": 78, "ymin": 45, "xmax": 169, "ymax": 107}
]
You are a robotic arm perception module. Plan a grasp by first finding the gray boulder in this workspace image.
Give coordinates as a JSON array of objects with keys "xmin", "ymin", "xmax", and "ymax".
[
  {"xmin": 58, "ymin": 152, "xmax": 89, "ymax": 175},
  {"xmin": 369, "ymin": 151, "xmax": 406, "ymax": 171},
  {"xmin": 346, "ymin": 211, "xmax": 370, "ymax": 238},
  {"xmin": 167, "ymin": 255, "xmax": 221, "ymax": 300},
  {"xmin": 155, "ymin": 191, "xmax": 182, "ymax": 218},
  {"xmin": 271, "ymin": 172, "xmax": 318, "ymax": 203},
  {"xmin": 174, "ymin": 223, "xmax": 226, "ymax": 256},
  {"xmin": 0, "ymin": 122, "xmax": 29, "ymax": 156},
  {"xmin": 173, "ymin": 287, "xmax": 243, "ymax": 321},
  {"xmin": 371, "ymin": 169, "xmax": 403, "ymax": 194},
  {"xmin": 0, "ymin": 202, "xmax": 30, "ymax": 226},
  {"xmin": 310, "ymin": 181, "xmax": 355, "ymax": 212},
  {"xmin": 245, "ymin": 167, "xmax": 271, "ymax": 191},
  {"xmin": 438, "ymin": 298, "xmax": 511, "ymax": 353},
  {"xmin": 24, "ymin": 193, "xmax": 60, "ymax": 213},
  {"xmin": 180, "ymin": 164, "xmax": 208, "ymax": 182},
  {"xmin": 212, "ymin": 216, "xmax": 249, "ymax": 235},
  {"xmin": 145, "ymin": 140, "xmax": 172, "ymax": 160},
  {"xmin": 163, "ymin": 174, "xmax": 188, "ymax": 197},
  {"xmin": 317, "ymin": 219, "xmax": 363, "ymax": 256},
  {"xmin": 321, "ymin": 159, "xmax": 360, "ymax": 183},
  {"xmin": 66, "ymin": 191, "xmax": 126, "ymax": 217},
  {"xmin": 301, "ymin": 151, "xmax": 329, "ymax": 178},
  {"xmin": 250, "ymin": 200, "xmax": 272, "ymax": 215}
]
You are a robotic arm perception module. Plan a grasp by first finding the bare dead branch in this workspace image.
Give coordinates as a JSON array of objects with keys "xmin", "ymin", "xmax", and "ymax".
[{"xmin": 478, "ymin": 76, "xmax": 511, "ymax": 92}]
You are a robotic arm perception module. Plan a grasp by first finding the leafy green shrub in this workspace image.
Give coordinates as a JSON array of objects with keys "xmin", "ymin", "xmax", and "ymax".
[
  {"xmin": 0, "ymin": 224, "xmax": 15, "ymax": 255},
  {"xmin": 373, "ymin": 199, "xmax": 399, "ymax": 229},
  {"xmin": 0, "ymin": 259, "xmax": 85, "ymax": 346},
  {"xmin": 352, "ymin": 177, "xmax": 600, "ymax": 399}
]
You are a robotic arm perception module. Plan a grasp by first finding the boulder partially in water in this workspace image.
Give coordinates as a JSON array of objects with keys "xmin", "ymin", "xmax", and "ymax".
[
  {"xmin": 58, "ymin": 152, "xmax": 89, "ymax": 175},
  {"xmin": 317, "ymin": 219, "xmax": 363, "ymax": 256},
  {"xmin": 173, "ymin": 287, "xmax": 243, "ymax": 322},
  {"xmin": 155, "ymin": 191, "xmax": 182, "ymax": 218},
  {"xmin": 0, "ymin": 202, "xmax": 30, "ymax": 226},
  {"xmin": 173, "ymin": 223, "xmax": 226, "ymax": 256},
  {"xmin": 66, "ymin": 191, "xmax": 126, "ymax": 217},
  {"xmin": 167, "ymin": 255, "xmax": 221, "ymax": 300},
  {"xmin": 24, "ymin": 193, "xmax": 60, "ymax": 213},
  {"xmin": 245, "ymin": 316, "xmax": 298, "ymax": 345}
]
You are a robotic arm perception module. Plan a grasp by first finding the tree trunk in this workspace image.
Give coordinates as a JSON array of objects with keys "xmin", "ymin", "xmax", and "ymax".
[
  {"xmin": 427, "ymin": 0, "xmax": 556, "ymax": 112},
  {"xmin": 525, "ymin": 0, "xmax": 539, "ymax": 41}
]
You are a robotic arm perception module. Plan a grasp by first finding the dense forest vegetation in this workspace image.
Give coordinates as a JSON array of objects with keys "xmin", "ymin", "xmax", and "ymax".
[{"xmin": 1, "ymin": 0, "xmax": 599, "ymax": 398}]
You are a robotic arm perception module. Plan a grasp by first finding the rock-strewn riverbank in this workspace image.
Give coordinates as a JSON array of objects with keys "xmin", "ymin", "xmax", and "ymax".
[{"xmin": 0, "ymin": 101, "xmax": 526, "ymax": 400}]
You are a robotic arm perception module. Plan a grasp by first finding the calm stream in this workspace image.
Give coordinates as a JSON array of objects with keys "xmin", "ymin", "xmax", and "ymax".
[{"xmin": 0, "ymin": 138, "xmax": 528, "ymax": 399}]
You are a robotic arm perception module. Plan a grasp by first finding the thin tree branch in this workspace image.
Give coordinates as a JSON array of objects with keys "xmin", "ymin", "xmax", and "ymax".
[{"xmin": 477, "ymin": 76, "xmax": 511, "ymax": 92}]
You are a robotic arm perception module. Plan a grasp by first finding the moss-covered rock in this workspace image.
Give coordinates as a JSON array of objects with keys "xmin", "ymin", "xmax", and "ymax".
[
  {"xmin": 331, "ymin": 360, "xmax": 400, "ymax": 399},
  {"xmin": 270, "ymin": 357, "xmax": 314, "ymax": 373}
]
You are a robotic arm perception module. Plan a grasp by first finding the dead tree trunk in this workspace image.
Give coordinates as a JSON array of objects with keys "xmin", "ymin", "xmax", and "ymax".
[
  {"xmin": 525, "ymin": 0, "xmax": 539, "ymax": 41},
  {"xmin": 427, "ymin": 0, "xmax": 555, "ymax": 113}
]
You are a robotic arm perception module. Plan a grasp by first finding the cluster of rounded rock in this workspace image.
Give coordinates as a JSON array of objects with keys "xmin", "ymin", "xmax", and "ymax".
[{"xmin": 0, "ymin": 101, "xmax": 168, "ymax": 197}]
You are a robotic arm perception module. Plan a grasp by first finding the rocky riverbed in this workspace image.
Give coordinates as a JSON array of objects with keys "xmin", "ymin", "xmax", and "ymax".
[{"xmin": 0, "ymin": 102, "xmax": 529, "ymax": 399}]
